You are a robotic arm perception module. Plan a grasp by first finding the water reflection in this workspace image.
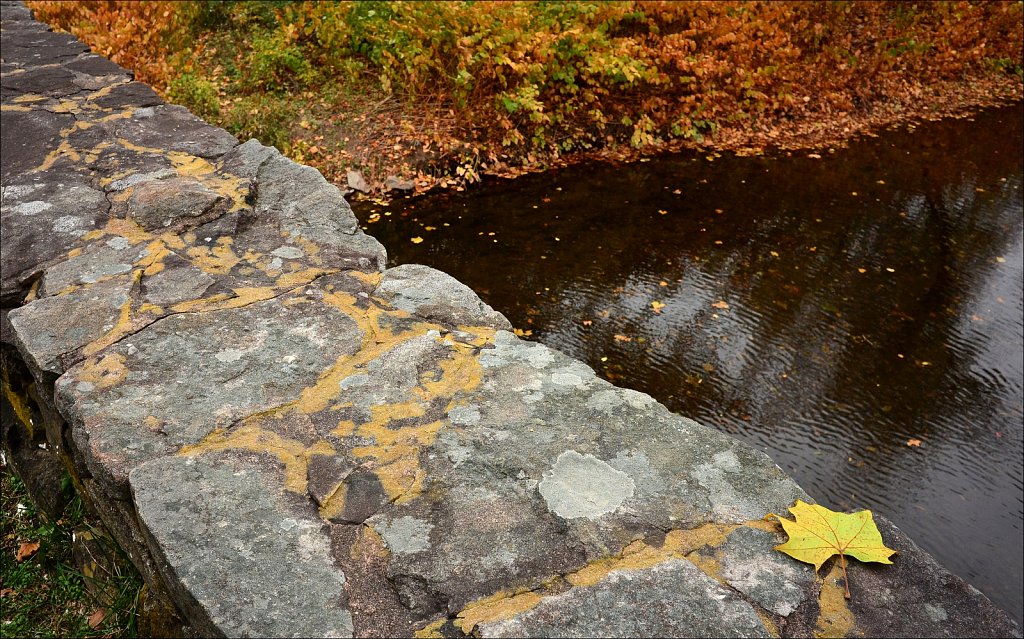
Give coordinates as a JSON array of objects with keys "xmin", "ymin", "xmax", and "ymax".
[{"xmin": 357, "ymin": 104, "xmax": 1024, "ymax": 622}]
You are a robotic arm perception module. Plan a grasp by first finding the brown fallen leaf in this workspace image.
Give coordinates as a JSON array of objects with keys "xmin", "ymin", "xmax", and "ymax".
[
  {"xmin": 581, "ymin": 320, "xmax": 593, "ymax": 326},
  {"xmin": 15, "ymin": 541, "xmax": 39, "ymax": 562},
  {"xmin": 711, "ymin": 300, "xmax": 730, "ymax": 310},
  {"xmin": 88, "ymin": 609, "xmax": 107, "ymax": 630},
  {"xmin": 613, "ymin": 334, "xmax": 633, "ymax": 342},
  {"xmin": 0, "ymin": 588, "xmax": 14, "ymax": 598},
  {"xmin": 906, "ymin": 438, "xmax": 922, "ymax": 447}
]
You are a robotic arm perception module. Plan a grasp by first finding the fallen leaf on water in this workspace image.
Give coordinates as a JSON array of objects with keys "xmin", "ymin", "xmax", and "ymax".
[
  {"xmin": 512, "ymin": 328, "xmax": 533, "ymax": 337},
  {"xmin": 582, "ymin": 320, "xmax": 593, "ymax": 326},
  {"xmin": 807, "ymin": 153, "xmax": 822, "ymax": 159},
  {"xmin": 672, "ymin": 189, "xmax": 682, "ymax": 195},
  {"xmin": 995, "ymin": 256, "xmax": 1006, "ymax": 263},
  {"xmin": 770, "ymin": 251, "xmax": 780, "ymax": 257},
  {"xmin": 613, "ymin": 334, "xmax": 633, "ymax": 342},
  {"xmin": 88, "ymin": 609, "xmax": 106, "ymax": 629},
  {"xmin": 711, "ymin": 300, "xmax": 730, "ymax": 310},
  {"xmin": 857, "ymin": 268, "xmax": 867, "ymax": 273},
  {"xmin": 15, "ymin": 541, "xmax": 39, "ymax": 562},
  {"xmin": 651, "ymin": 301, "xmax": 666, "ymax": 313},
  {"xmin": 906, "ymin": 438, "xmax": 922, "ymax": 447},
  {"xmin": 659, "ymin": 281, "xmax": 669, "ymax": 287},
  {"xmin": 773, "ymin": 500, "xmax": 896, "ymax": 600},
  {"xmin": 658, "ymin": 209, "xmax": 668, "ymax": 215},
  {"xmin": 410, "ymin": 237, "xmax": 423, "ymax": 244}
]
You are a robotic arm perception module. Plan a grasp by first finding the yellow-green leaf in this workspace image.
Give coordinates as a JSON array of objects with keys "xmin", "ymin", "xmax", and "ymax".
[{"xmin": 773, "ymin": 499, "xmax": 896, "ymax": 599}]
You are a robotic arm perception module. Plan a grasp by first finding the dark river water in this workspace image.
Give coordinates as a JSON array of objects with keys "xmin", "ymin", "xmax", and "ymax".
[{"xmin": 353, "ymin": 103, "xmax": 1024, "ymax": 623}]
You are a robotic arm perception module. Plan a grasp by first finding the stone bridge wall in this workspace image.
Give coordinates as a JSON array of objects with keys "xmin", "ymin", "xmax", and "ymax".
[{"xmin": 1, "ymin": 3, "xmax": 1019, "ymax": 637}]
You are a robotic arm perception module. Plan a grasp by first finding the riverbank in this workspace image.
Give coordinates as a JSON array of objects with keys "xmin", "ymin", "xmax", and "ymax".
[{"xmin": 25, "ymin": 1, "xmax": 1023, "ymax": 199}]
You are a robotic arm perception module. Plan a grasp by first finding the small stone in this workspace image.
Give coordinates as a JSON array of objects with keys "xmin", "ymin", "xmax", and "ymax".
[{"xmin": 346, "ymin": 169, "xmax": 369, "ymax": 193}]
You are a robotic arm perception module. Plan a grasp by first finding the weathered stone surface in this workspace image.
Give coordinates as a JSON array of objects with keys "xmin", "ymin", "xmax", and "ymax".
[
  {"xmin": 480, "ymin": 560, "xmax": 771, "ymax": 638},
  {"xmin": 127, "ymin": 177, "xmax": 223, "ymax": 230},
  {"xmin": 54, "ymin": 286, "xmax": 363, "ymax": 497},
  {"xmin": 0, "ymin": 109, "xmax": 74, "ymax": 180},
  {"xmin": 114, "ymin": 104, "xmax": 238, "ymax": 158},
  {"xmin": 839, "ymin": 516, "xmax": 1022, "ymax": 638},
  {"xmin": 39, "ymin": 235, "xmax": 148, "ymax": 296},
  {"xmin": 1, "ymin": 175, "xmax": 110, "ymax": 302},
  {"xmin": 719, "ymin": 525, "xmax": 816, "ymax": 617},
  {"xmin": 131, "ymin": 455, "xmax": 353, "ymax": 638},
  {"xmin": 8, "ymin": 273, "xmax": 134, "ymax": 375},
  {"xmin": 3, "ymin": 4, "xmax": 1021, "ymax": 638},
  {"xmin": 375, "ymin": 264, "xmax": 512, "ymax": 330}
]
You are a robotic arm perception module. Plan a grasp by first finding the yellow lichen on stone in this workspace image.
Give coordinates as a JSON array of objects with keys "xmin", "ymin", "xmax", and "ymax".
[
  {"xmin": 12, "ymin": 93, "xmax": 45, "ymax": 103},
  {"xmin": 1, "ymin": 369, "xmax": 35, "ymax": 436},
  {"xmin": 167, "ymin": 151, "xmax": 251, "ymax": 211},
  {"xmin": 179, "ymin": 423, "xmax": 336, "ymax": 493},
  {"xmin": 332, "ymin": 420, "xmax": 357, "ymax": 437},
  {"xmin": 317, "ymin": 481, "xmax": 348, "ymax": 521},
  {"xmin": 686, "ymin": 552, "xmax": 725, "ymax": 583},
  {"xmin": 455, "ymin": 589, "xmax": 544, "ymax": 634},
  {"xmin": 167, "ymin": 287, "xmax": 277, "ymax": 314},
  {"xmin": 82, "ymin": 271, "xmax": 140, "ymax": 357},
  {"xmin": 77, "ymin": 353, "xmax": 129, "ymax": 389},
  {"xmin": 662, "ymin": 523, "xmax": 735, "ymax": 555},
  {"xmin": 814, "ymin": 563, "xmax": 856, "ymax": 638},
  {"xmin": 351, "ymin": 525, "xmax": 389, "ymax": 561},
  {"xmin": 34, "ymin": 139, "xmax": 81, "ymax": 171},
  {"xmin": 275, "ymin": 267, "xmax": 335, "ymax": 289},
  {"xmin": 1, "ymin": 104, "xmax": 33, "ymax": 112},
  {"xmin": 186, "ymin": 238, "xmax": 241, "ymax": 275},
  {"xmin": 352, "ymin": 419, "xmax": 444, "ymax": 503},
  {"xmin": 413, "ymin": 618, "xmax": 447, "ymax": 639},
  {"xmin": 138, "ymin": 239, "xmax": 170, "ymax": 276},
  {"xmin": 566, "ymin": 542, "xmax": 669, "ymax": 588},
  {"xmin": 757, "ymin": 609, "xmax": 782, "ymax": 638}
]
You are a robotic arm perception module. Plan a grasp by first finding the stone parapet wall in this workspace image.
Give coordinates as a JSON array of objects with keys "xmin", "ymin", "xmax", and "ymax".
[{"xmin": 1, "ymin": 2, "xmax": 1019, "ymax": 637}]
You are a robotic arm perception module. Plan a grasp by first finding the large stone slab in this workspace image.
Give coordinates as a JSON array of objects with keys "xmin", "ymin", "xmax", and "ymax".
[
  {"xmin": 2, "ymin": 3, "xmax": 1021, "ymax": 638},
  {"xmin": 479, "ymin": 560, "xmax": 770, "ymax": 638},
  {"xmin": 131, "ymin": 454, "xmax": 353, "ymax": 638}
]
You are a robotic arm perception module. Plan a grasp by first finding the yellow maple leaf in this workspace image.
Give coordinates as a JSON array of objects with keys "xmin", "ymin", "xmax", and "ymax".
[{"xmin": 774, "ymin": 500, "xmax": 896, "ymax": 600}]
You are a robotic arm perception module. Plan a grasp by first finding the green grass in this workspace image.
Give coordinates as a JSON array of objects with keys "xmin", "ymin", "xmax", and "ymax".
[{"xmin": 1, "ymin": 466, "xmax": 141, "ymax": 637}]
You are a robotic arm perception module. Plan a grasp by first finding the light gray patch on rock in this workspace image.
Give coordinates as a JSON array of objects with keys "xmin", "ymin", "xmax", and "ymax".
[
  {"xmin": 447, "ymin": 405, "xmax": 481, "ymax": 426},
  {"xmin": 924, "ymin": 603, "xmax": 949, "ymax": 623},
  {"xmin": 130, "ymin": 455, "xmax": 353, "ymax": 638},
  {"xmin": 52, "ymin": 215, "xmax": 88, "ymax": 235},
  {"xmin": 480, "ymin": 331, "xmax": 555, "ymax": 370},
  {"xmin": 13, "ymin": 200, "xmax": 51, "ymax": 215},
  {"xmin": 271, "ymin": 245, "xmax": 304, "ymax": 259},
  {"xmin": 539, "ymin": 450, "xmax": 635, "ymax": 520},
  {"xmin": 339, "ymin": 374, "xmax": 369, "ymax": 390},
  {"xmin": 478, "ymin": 559, "xmax": 770, "ymax": 638},
  {"xmin": 373, "ymin": 516, "xmax": 433, "ymax": 555},
  {"xmin": 719, "ymin": 526, "xmax": 815, "ymax": 617},
  {"xmin": 106, "ymin": 237, "xmax": 133, "ymax": 250},
  {"xmin": 375, "ymin": 264, "xmax": 511, "ymax": 330},
  {"xmin": 40, "ymin": 239, "xmax": 147, "ymax": 296},
  {"xmin": 107, "ymin": 168, "xmax": 176, "ymax": 191}
]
